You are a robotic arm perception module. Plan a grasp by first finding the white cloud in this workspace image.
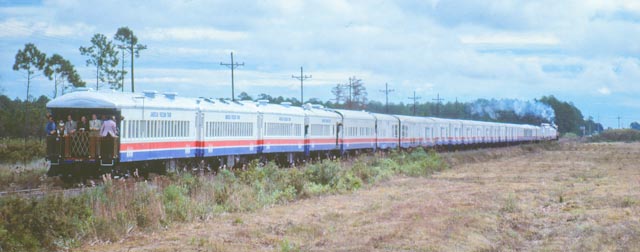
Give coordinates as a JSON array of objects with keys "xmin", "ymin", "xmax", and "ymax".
[
  {"xmin": 0, "ymin": 18, "xmax": 93, "ymax": 38},
  {"xmin": 459, "ymin": 33, "xmax": 560, "ymax": 46},
  {"xmin": 0, "ymin": 19, "xmax": 32, "ymax": 37},
  {"xmin": 597, "ymin": 87, "xmax": 611, "ymax": 95},
  {"xmin": 143, "ymin": 27, "xmax": 249, "ymax": 41}
]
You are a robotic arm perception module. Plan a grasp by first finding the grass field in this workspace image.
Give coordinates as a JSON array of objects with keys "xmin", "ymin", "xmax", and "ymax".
[{"xmin": 82, "ymin": 142, "xmax": 640, "ymax": 252}]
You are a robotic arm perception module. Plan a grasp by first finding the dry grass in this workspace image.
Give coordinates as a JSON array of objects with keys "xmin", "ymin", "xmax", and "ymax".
[{"xmin": 83, "ymin": 142, "xmax": 640, "ymax": 252}]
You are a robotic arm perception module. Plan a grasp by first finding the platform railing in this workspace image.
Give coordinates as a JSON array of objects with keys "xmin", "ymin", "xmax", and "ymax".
[{"xmin": 46, "ymin": 132, "xmax": 119, "ymax": 161}]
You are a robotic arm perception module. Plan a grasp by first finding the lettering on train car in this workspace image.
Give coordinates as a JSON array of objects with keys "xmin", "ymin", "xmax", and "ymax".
[
  {"xmin": 225, "ymin": 114, "xmax": 241, "ymax": 120},
  {"xmin": 150, "ymin": 111, "xmax": 172, "ymax": 118}
]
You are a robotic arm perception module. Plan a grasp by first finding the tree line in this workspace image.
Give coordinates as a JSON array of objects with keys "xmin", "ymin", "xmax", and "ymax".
[
  {"xmin": 239, "ymin": 76, "xmax": 604, "ymax": 136},
  {"xmin": 12, "ymin": 27, "xmax": 146, "ymax": 100}
]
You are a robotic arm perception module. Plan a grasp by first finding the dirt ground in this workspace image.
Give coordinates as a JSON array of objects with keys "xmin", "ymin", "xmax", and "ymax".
[{"xmin": 84, "ymin": 142, "xmax": 640, "ymax": 252}]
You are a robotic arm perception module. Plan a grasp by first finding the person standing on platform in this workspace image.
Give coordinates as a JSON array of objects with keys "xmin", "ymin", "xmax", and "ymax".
[
  {"xmin": 100, "ymin": 116, "xmax": 118, "ymax": 137},
  {"xmin": 64, "ymin": 114, "xmax": 77, "ymax": 136},
  {"xmin": 78, "ymin": 116, "xmax": 89, "ymax": 132},
  {"xmin": 99, "ymin": 115, "xmax": 118, "ymax": 160},
  {"xmin": 89, "ymin": 114, "xmax": 102, "ymax": 158},
  {"xmin": 45, "ymin": 116, "xmax": 57, "ymax": 136},
  {"xmin": 90, "ymin": 114, "xmax": 101, "ymax": 132}
]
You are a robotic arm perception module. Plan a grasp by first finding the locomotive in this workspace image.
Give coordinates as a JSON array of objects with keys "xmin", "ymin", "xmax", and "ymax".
[{"xmin": 45, "ymin": 89, "xmax": 558, "ymax": 176}]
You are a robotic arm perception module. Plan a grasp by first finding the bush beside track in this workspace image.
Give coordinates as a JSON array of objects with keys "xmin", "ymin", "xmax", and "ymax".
[
  {"xmin": 0, "ymin": 138, "xmax": 45, "ymax": 164},
  {"xmin": 590, "ymin": 129, "xmax": 640, "ymax": 142},
  {"xmin": 0, "ymin": 144, "xmax": 554, "ymax": 252}
]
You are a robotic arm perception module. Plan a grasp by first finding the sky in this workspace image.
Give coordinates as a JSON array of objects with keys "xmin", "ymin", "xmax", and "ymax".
[{"xmin": 0, "ymin": 0, "xmax": 638, "ymax": 128}]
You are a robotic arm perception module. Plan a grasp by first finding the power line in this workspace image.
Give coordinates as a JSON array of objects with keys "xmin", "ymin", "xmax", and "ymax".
[
  {"xmin": 379, "ymin": 82, "xmax": 394, "ymax": 114},
  {"xmin": 291, "ymin": 66, "xmax": 311, "ymax": 104},
  {"xmin": 407, "ymin": 91, "xmax": 422, "ymax": 116},
  {"xmin": 220, "ymin": 52, "xmax": 244, "ymax": 101},
  {"xmin": 432, "ymin": 93, "xmax": 444, "ymax": 117}
]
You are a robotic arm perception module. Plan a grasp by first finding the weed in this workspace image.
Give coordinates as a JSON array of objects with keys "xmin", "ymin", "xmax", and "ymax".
[
  {"xmin": 279, "ymin": 238, "xmax": 300, "ymax": 252},
  {"xmin": 501, "ymin": 194, "xmax": 519, "ymax": 213},
  {"xmin": 620, "ymin": 197, "xmax": 637, "ymax": 208}
]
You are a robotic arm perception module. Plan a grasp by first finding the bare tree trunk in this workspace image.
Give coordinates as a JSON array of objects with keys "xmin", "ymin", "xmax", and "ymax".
[
  {"xmin": 54, "ymin": 75, "xmax": 58, "ymax": 98},
  {"xmin": 96, "ymin": 64, "xmax": 99, "ymax": 90},
  {"xmin": 130, "ymin": 46, "xmax": 135, "ymax": 93},
  {"xmin": 24, "ymin": 71, "xmax": 30, "ymax": 145}
]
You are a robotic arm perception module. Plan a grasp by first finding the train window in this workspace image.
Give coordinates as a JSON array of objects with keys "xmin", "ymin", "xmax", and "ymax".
[
  {"xmin": 149, "ymin": 121, "xmax": 154, "ymax": 138},
  {"xmin": 154, "ymin": 121, "xmax": 159, "ymax": 138},
  {"xmin": 161, "ymin": 121, "xmax": 165, "ymax": 137},
  {"xmin": 171, "ymin": 121, "xmax": 178, "ymax": 137},
  {"xmin": 162, "ymin": 121, "xmax": 171, "ymax": 137},
  {"xmin": 206, "ymin": 121, "xmax": 254, "ymax": 137},
  {"xmin": 148, "ymin": 121, "xmax": 152, "ymax": 138},
  {"xmin": 157, "ymin": 121, "xmax": 163, "ymax": 138}
]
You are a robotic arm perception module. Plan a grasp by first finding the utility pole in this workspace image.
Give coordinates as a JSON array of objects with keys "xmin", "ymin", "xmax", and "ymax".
[
  {"xmin": 618, "ymin": 116, "xmax": 621, "ymax": 129},
  {"xmin": 379, "ymin": 82, "xmax": 394, "ymax": 114},
  {"xmin": 432, "ymin": 93, "xmax": 444, "ymax": 117},
  {"xmin": 407, "ymin": 91, "xmax": 422, "ymax": 116},
  {"xmin": 220, "ymin": 52, "xmax": 244, "ymax": 101},
  {"xmin": 292, "ymin": 66, "xmax": 311, "ymax": 104}
]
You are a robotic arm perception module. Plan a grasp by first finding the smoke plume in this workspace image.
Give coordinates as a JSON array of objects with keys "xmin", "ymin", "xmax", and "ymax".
[{"xmin": 469, "ymin": 99, "xmax": 555, "ymax": 122}]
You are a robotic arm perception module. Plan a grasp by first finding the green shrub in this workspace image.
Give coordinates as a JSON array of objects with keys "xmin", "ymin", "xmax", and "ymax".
[
  {"xmin": 590, "ymin": 129, "xmax": 640, "ymax": 142},
  {"xmin": 0, "ymin": 194, "xmax": 92, "ymax": 252},
  {"xmin": 392, "ymin": 149, "xmax": 447, "ymax": 177},
  {"xmin": 131, "ymin": 182, "xmax": 163, "ymax": 229},
  {"xmin": 305, "ymin": 160, "xmax": 341, "ymax": 186},
  {"xmin": 301, "ymin": 182, "xmax": 331, "ymax": 197},
  {"xmin": 562, "ymin": 132, "xmax": 579, "ymax": 139},
  {"xmin": 334, "ymin": 171, "xmax": 363, "ymax": 192},
  {"xmin": 0, "ymin": 138, "xmax": 45, "ymax": 164},
  {"xmin": 163, "ymin": 185, "xmax": 190, "ymax": 222},
  {"xmin": 351, "ymin": 161, "xmax": 377, "ymax": 184}
]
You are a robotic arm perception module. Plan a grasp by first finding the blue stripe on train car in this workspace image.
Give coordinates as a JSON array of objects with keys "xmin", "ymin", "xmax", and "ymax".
[
  {"xmin": 377, "ymin": 142, "xmax": 397, "ymax": 149},
  {"xmin": 120, "ymin": 148, "xmax": 197, "ymax": 162},
  {"xmin": 261, "ymin": 144, "xmax": 305, "ymax": 153},
  {"xmin": 201, "ymin": 146, "xmax": 258, "ymax": 157},
  {"xmin": 308, "ymin": 144, "xmax": 338, "ymax": 151},
  {"xmin": 342, "ymin": 143, "xmax": 375, "ymax": 150}
]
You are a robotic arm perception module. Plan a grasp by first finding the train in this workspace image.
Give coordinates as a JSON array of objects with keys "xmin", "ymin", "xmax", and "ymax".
[{"xmin": 45, "ymin": 89, "xmax": 558, "ymax": 176}]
